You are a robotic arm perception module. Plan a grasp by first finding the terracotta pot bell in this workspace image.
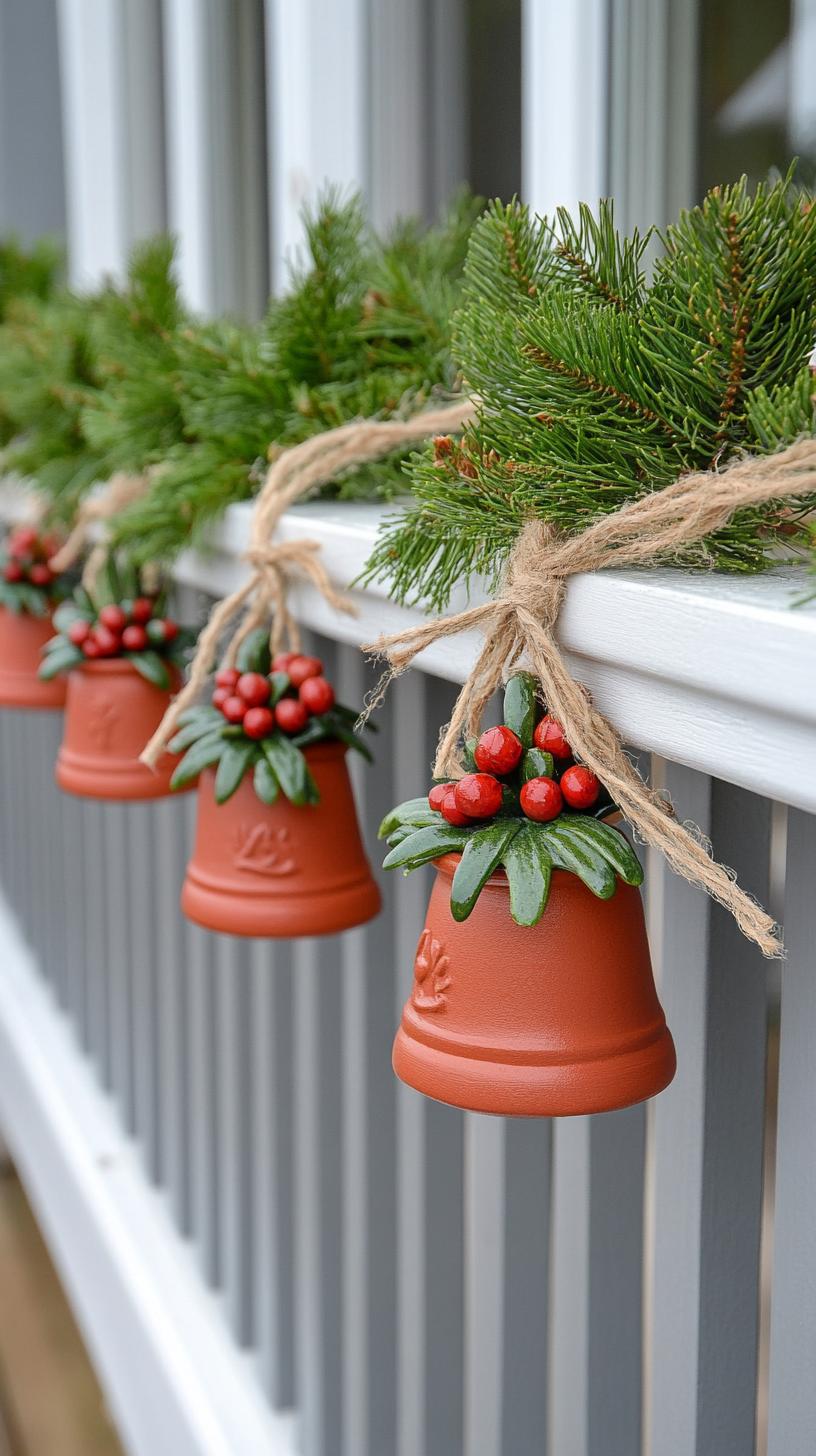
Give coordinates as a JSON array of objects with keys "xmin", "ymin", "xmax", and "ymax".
[
  {"xmin": 181, "ymin": 742, "xmax": 382, "ymax": 937},
  {"xmin": 393, "ymin": 853, "xmax": 675, "ymax": 1117},
  {"xmin": 0, "ymin": 608, "xmax": 66, "ymax": 710},
  {"xmin": 55, "ymin": 658, "xmax": 183, "ymax": 799}
]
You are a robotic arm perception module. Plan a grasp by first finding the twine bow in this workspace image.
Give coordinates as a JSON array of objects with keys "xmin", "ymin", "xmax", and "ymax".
[
  {"xmin": 48, "ymin": 471, "xmax": 149, "ymax": 588},
  {"xmin": 140, "ymin": 397, "xmax": 478, "ymax": 768},
  {"xmin": 364, "ymin": 437, "xmax": 816, "ymax": 959}
]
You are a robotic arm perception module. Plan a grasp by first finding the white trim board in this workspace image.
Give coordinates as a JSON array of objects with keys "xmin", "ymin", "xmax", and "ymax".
[{"xmin": 0, "ymin": 897, "xmax": 296, "ymax": 1456}]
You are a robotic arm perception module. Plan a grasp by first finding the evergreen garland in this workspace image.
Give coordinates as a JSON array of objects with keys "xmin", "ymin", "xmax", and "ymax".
[{"xmin": 363, "ymin": 172, "xmax": 816, "ymax": 609}]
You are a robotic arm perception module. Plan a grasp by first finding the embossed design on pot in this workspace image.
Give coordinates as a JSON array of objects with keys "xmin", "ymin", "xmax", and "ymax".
[
  {"xmin": 411, "ymin": 929, "xmax": 451, "ymax": 1013},
  {"xmin": 86, "ymin": 695, "xmax": 118, "ymax": 750},
  {"xmin": 232, "ymin": 823, "xmax": 297, "ymax": 877}
]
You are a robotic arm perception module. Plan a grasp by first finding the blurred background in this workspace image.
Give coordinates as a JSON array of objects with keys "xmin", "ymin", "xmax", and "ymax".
[{"xmin": 0, "ymin": 3, "xmax": 813, "ymax": 1455}]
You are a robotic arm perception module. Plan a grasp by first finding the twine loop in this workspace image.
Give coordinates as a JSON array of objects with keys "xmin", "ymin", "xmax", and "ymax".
[
  {"xmin": 48, "ymin": 471, "xmax": 149, "ymax": 586},
  {"xmin": 363, "ymin": 438, "xmax": 816, "ymax": 959},
  {"xmin": 139, "ymin": 396, "xmax": 477, "ymax": 768}
]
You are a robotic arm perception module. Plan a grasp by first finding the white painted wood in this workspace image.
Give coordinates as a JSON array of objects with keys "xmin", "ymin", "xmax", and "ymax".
[
  {"xmin": 0, "ymin": 896, "xmax": 296, "ymax": 1456},
  {"xmin": 522, "ymin": 0, "xmax": 608, "ymax": 217},
  {"xmin": 265, "ymin": 0, "xmax": 366, "ymax": 290},
  {"xmin": 162, "ymin": 0, "xmax": 268, "ymax": 317},
  {"xmin": 168, "ymin": 499, "xmax": 816, "ymax": 812},
  {"xmin": 0, "ymin": 0, "xmax": 66, "ymax": 240},
  {"xmin": 367, "ymin": 0, "xmax": 426, "ymax": 228},
  {"xmin": 766, "ymin": 809, "xmax": 816, "ymax": 1456},
  {"xmin": 56, "ymin": 0, "xmax": 165, "ymax": 285},
  {"xmin": 215, "ymin": 935, "xmax": 254, "ymax": 1346}
]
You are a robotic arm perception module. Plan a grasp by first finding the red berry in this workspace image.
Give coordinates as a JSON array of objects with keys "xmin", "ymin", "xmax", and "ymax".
[
  {"xmin": 212, "ymin": 686, "xmax": 230, "ymax": 710},
  {"xmin": 560, "ymin": 764, "xmax": 601, "ymax": 809},
  {"xmin": 3, "ymin": 562, "xmax": 23, "ymax": 582},
  {"xmin": 215, "ymin": 667, "xmax": 240, "ymax": 689},
  {"xmin": 236, "ymin": 671, "xmax": 271, "ymax": 706},
  {"xmin": 271, "ymin": 652, "xmax": 297, "ymax": 673},
  {"xmin": 122, "ymin": 624, "xmax": 148, "ymax": 651},
  {"xmin": 130, "ymin": 597, "xmax": 154, "ymax": 624},
  {"xmin": 533, "ymin": 715, "xmax": 572, "ymax": 759},
  {"xmin": 222, "ymin": 694, "xmax": 247, "ymax": 724},
  {"xmin": 82, "ymin": 638, "xmax": 102, "ymax": 658},
  {"xmin": 428, "ymin": 783, "xmax": 449, "ymax": 812},
  {"xmin": 286, "ymin": 654, "xmax": 323, "ymax": 688},
  {"xmin": 520, "ymin": 776, "xmax": 563, "ymax": 822},
  {"xmin": 299, "ymin": 676, "xmax": 335, "ymax": 715},
  {"xmin": 9, "ymin": 526, "xmax": 37, "ymax": 555},
  {"xmin": 68, "ymin": 619, "xmax": 91, "ymax": 646},
  {"xmin": 474, "ymin": 725, "xmax": 523, "ymax": 775},
  {"xmin": 92, "ymin": 624, "xmax": 120, "ymax": 656},
  {"xmin": 99, "ymin": 603, "xmax": 127, "ymax": 632},
  {"xmin": 440, "ymin": 786, "xmax": 472, "ymax": 827},
  {"xmin": 243, "ymin": 706, "xmax": 275, "ymax": 740},
  {"xmin": 160, "ymin": 618, "xmax": 178, "ymax": 641},
  {"xmin": 29, "ymin": 563, "xmax": 53, "ymax": 587},
  {"xmin": 453, "ymin": 772, "xmax": 503, "ymax": 820},
  {"xmin": 275, "ymin": 698, "xmax": 309, "ymax": 734}
]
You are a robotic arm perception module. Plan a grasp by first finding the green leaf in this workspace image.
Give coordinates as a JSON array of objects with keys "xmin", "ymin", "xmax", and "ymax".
[
  {"xmin": 253, "ymin": 755, "xmax": 279, "ymax": 805},
  {"xmin": 73, "ymin": 585, "xmax": 96, "ymax": 616},
  {"xmin": 262, "ymin": 733, "xmax": 316, "ymax": 806},
  {"xmin": 379, "ymin": 796, "xmax": 436, "ymax": 837},
  {"xmin": 563, "ymin": 816, "xmax": 643, "ymax": 886},
  {"xmin": 97, "ymin": 554, "xmax": 121, "ymax": 605},
  {"xmin": 503, "ymin": 823, "xmax": 552, "ymax": 926},
  {"xmin": 53, "ymin": 599, "xmax": 91, "ymax": 633},
  {"xmin": 268, "ymin": 671, "xmax": 289, "ymax": 705},
  {"xmin": 168, "ymin": 716, "xmax": 227, "ymax": 753},
  {"xmin": 522, "ymin": 746, "xmax": 554, "ymax": 781},
  {"xmin": 382, "ymin": 822, "xmax": 471, "ymax": 872},
  {"xmin": 450, "ymin": 820, "xmax": 521, "ymax": 921},
  {"xmin": 462, "ymin": 737, "xmax": 477, "ymax": 771},
  {"xmin": 542, "ymin": 821, "xmax": 617, "ymax": 899},
  {"xmin": 214, "ymin": 739, "xmax": 256, "ymax": 804},
  {"xmin": 176, "ymin": 704, "xmax": 224, "ymax": 732},
  {"xmin": 236, "ymin": 627, "xmax": 271, "ymax": 674},
  {"xmin": 327, "ymin": 721, "xmax": 373, "ymax": 762},
  {"xmin": 170, "ymin": 731, "xmax": 226, "ymax": 790},
  {"xmin": 502, "ymin": 672, "xmax": 537, "ymax": 748},
  {"xmin": 37, "ymin": 642, "xmax": 83, "ymax": 679},
  {"xmin": 129, "ymin": 650, "xmax": 170, "ymax": 690}
]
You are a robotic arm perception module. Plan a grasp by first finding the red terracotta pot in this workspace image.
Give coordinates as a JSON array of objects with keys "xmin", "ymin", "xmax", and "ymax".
[
  {"xmin": 55, "ymin": 658, "xmax": 184, "ymax": 800},
  {"xmin": 182, "ymin": 743, "xmax": 382, "ymax": 937},
  {"xmin": 0, "ymin": 607, "xmax": 66, "ymax": 709},
  {"xmin": 393, "ymin": 853, "xmax": 675, "ymax": 1117}
]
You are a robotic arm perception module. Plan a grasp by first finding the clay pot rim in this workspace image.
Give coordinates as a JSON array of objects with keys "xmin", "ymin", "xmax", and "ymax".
[{"xmin": 72, "ymin": 656, "xmax": 162, "ymax": 677}]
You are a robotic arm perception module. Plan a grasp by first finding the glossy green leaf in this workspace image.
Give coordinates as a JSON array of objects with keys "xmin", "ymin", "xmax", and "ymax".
[
  {"xmin": 542, "ymin": 821, "xmax": 617, "ymax": 899},
  {"xmin": 73, "ymin": 585, "xmax": 96, "ymax": 616},
  {"xmin": 522, "ymin": 746, "xmax": 554, "ymax": 781},
  {"xmin": 503, "ymin": 823, "xmax": 553, "ymax": 926},
  {"xmin": 253, "ymin": 755, "xmax": 279, "ymax": 805},
  {"xmin": 462, "ymin": 738, "xmax": 477, "ymax": 771},
  {"xmin": 450, "ymin": 820, "xmax": 521, "ymax": 921},
  {"xmin": 236, "ymin": 626, "xmax": 271, "ymax": 674},
  {"xmin": 37, "ymin": 642, "xmax": 83, "ymax": 679},
  {"xmin": 175, "ymin": 704, "xmax": 224, "ymax": 733},
  {"xmin": 170, "ymin": 731, "xmax": 226, "ymax": 790},
  {"xmin": 168, "ymin": 715, "xmax": 227, "ymax": 753},
  {"xmin": 129, "ymin": 650, "xmax": 170, "ymax": 690},
  {"xmin": 502, "ymin": 672, "xmax": 537, "ymax": 748},
  {"xmin": 563, "ymin": 816, "xmax": 643, "ymax": 886},
  {"xmin": 383, "ymin": 823, "xmax": 471, "ymax": 871},
  {"xmin": 98, "ymin": 554, "xmax": 121, "ymax": 606},
  {"xmin": 214, "ymin": 739, "xmax": 256, "ymax": 804},
  {"xmin": 268, "ymin": 671, "xmax": 289, "ymax": 705},
  {"xmin": 379, "ymin": 796, "xmax": 436, "ymax": 837},
  {"xmin": 262, "ymin": 733, "xmax": 316, "ymax": 806},
  {"xmin": 53, "ymin": 599, "xmax": 90, "ymax": 632}
]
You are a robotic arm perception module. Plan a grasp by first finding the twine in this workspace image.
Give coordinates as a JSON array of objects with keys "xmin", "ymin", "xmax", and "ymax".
[
  {"xmin": 48, "ymin": 471, "xmax": 149, "ymax": 588},
  {"xmin": 363, "ymin": 437, "xmax": 816, "ymax": 958},
  {"xmin": 140, "ymin": 397, "xmax": 478, "ymax": 767}
]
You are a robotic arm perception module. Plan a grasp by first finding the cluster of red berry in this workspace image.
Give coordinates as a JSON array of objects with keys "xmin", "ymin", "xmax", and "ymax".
[
  {"xmin": 429, "ymin": 716, "xmax": 600, "ymax": 827},
  {"xmin": 67, "ymin": 598, "xmax": 179, "ymax": 659},
  {"xmin": 212, "ymin": 652, "xmax": 335, "ymax": 740},
  {"xmin": 3, "ymin": 525, "xmax": 61, "ymax": 589}
]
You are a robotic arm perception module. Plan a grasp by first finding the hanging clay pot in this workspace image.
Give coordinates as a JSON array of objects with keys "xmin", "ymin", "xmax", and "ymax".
[
  {"xmin": 181, "ymin": 743, "xmax": 381, "ymax": 937},
  {"xmin": 392, "ymin": 853, "xmax": 675, "ymax": 1117},
  {"xmin": 55, "ymin": 659, "xmax": 184, "ymax": 799},
  {"xmin": 0, "ymin": 609, "xmax": 66, "ymax": 709}
]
